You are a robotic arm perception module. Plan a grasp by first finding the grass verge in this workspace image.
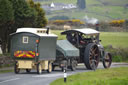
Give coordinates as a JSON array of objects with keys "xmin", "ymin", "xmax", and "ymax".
[
  {"xmin": 50, "ymin": 67, "xmax": 128, "ymax": 85},
  {"xmin": 0, "ymin": 70, "xmax": 13, "ymax": 74}
]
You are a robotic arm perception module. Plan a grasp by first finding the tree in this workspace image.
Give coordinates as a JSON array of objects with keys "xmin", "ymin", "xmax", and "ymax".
[
  {"xmin": 28, "ymin": 0, "xmax": 47, "ymax": 27},
  {"xmin": 77, "ymin": 0, "xmax": 86, "ymax": 9},
  {"xmin": 0, "ymin": 0, "xmax": 47, "ymax": 53},
  {"xmin": 0, "ymin": 0, "xmax": 37, "ymax": 53},
  {"xmin": 0, "ymin": 0, "xmax": 14, "ymax": 53},
  {"xmin": 10, "ymin": 0, "xmax": 37, "ymax": 29}
]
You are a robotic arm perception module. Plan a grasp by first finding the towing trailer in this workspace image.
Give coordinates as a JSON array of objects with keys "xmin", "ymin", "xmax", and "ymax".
[{"xmin": 10, "ymin": 28, "xmax": 57, "ymax": 74}]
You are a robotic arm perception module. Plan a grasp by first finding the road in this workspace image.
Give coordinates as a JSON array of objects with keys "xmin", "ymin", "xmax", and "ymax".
[{"xmin": 0, "ymin": 63, "xmax": 128, "ymax": 85}]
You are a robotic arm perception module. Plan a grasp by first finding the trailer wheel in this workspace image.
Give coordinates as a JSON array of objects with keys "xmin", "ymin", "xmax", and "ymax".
[
  {"xmin": 103, "ymin": 52, "xmax": 112, "ymax": 68},
  {"xmin": 52, "ymin": 64, "xmax": 55, "ymax": 71},
  {"xmin": 37, "ymin": 63, "xmax": 42, "ymax": 74},
  {"xmin": 14, "ymin": 62, "xmax": 20, "ymax": 74},
  {"xmin": 84, "ymin": 43, "xmax": 100, "ymax": 70},
  {"xmin": 47, "ymin": 62, "xmax": 52, "ymax": 73},
  {"xmin": 26, "ymin": 69, "xmax": 31, "ymax": 73},
  {"xmin": 71, "ymin": 60, "xmax": 77, "ymax": 71}
]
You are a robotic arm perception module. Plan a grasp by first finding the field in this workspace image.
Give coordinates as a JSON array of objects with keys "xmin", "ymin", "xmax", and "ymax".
[
  {"xmin": 100, "ymin": 32, "xmax": 128, "ymax": 48},
  {"xmin": 52, "ymin": 30, "xmax": 128, "ymax": 48},
  {"xmin": 35, "ymin": 0, "xmax": 128, "ymax": 20},
  {"xmin": 50, "ymin": 67, "xmax": 128, "ymax": 85}
]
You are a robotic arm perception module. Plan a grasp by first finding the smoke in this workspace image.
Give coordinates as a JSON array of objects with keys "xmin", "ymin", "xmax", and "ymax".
[{"xmin": 84, "ymin": 15, "xmax": 99, "ymax": 25}]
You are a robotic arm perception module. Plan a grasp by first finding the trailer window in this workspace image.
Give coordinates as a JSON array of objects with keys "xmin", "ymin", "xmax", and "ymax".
[{"xmin": 23, "ymin": 36, "xmax": 29, "ymax": 43}]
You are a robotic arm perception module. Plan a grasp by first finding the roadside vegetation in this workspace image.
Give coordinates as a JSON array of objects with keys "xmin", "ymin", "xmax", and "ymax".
[
  {"xmin": 50, "ymin": 67, "xmax": 128, "ymax": 85},
  {"xmin": 0, "ymin": 70, "xmax": 13, "ymax": 74},
  {"xmin": 0, "ymin": 53, "xmax": 13, "ymax": 68}
]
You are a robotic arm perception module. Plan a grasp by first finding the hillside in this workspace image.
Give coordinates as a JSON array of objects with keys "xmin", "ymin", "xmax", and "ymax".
[{"xmin": 34, "ymin": 0, "xmax": 128, "ymax": 21}]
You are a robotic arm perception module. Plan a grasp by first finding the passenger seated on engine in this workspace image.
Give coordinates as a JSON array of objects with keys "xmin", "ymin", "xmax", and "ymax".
[{"xmin": 78, "ymin": 33, "xmax": 86, "ymax": 44}]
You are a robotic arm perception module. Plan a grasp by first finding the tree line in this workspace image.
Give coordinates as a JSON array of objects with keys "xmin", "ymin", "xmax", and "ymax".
[{"xmin": 0, "ymin": 0, "xmax": 47, "ymax": 53}]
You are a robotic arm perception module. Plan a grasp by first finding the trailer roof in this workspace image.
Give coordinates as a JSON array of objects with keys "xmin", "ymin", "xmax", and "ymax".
[
  {"xmin": 15, "ymin": 28, "xmax": 57, "ymax": 37},
  {"xmin": 61, "ymin": 28, "xmax": 100, "ymax": 35}
]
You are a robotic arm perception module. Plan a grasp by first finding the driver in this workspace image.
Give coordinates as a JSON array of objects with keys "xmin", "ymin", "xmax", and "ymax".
[{"xmin": 66, "ymin": 33, "xmax": 72, "ymax": 43}]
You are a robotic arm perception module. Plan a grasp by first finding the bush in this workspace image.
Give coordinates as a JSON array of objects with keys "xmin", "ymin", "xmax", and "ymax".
[
  {"xmin": 112, "ymin": 56, "xmax": 123, "ymax": 62},
  {"xmin": 48, "ymin": 19, "xmax": 85, "ymax": 27},
  {"xmin": 99, "ymin": 21, "xmax": 126, "ymax": 32},
  {"xmin": 0, "ymin": 54, "xmax": 14, "ymax": 68},
  {"xmin": 99, "ymin": 21, "xmax": 111, "ymax": 31},
  {"xmin": 105, "ymin": 46, "xmax": 128, "ymax": 62},
  {"xmin": 109, "ymin": 20, "xmax": 125, "ymax": 27}
]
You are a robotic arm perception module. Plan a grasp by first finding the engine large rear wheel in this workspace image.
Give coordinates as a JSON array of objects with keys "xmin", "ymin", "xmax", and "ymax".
[{"xmin": 84, "ymin": 43, "xmax": 100, "ymax": 70}]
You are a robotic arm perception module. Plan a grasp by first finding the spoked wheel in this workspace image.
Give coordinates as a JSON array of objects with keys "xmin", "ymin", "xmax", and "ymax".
[
  {"xmin": 14, "ymin": 62, "xmax": 20, "ymax": 74},
  {"xmin": 71, "ymin": 60, "xmax": 77, "ymax": 71},
  {"xmin": 52, "ymin": 64, "xmax": 55, "ymax": 71},
  {"xmin": 84, "ymin": 43, "xmax": 100, "ymax": 70},
  {"xmin": 103, "ymin": 52, "xmax": 112, "ymax": 68},
  {"xmin": 37, "ymin": 63, "xmax": 42, "ymax": 74},
  {"xmin": 47, "ymin": 62, "xmax": 52, "ymax": 73},
  {"xmin": 26, "ymin": 69, "xmax": 31, "ymax": 73}
]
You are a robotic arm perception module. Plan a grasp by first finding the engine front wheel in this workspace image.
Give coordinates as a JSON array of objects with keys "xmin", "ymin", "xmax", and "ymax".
[
  {"xmin": 103, "ymin": 52, "xmax": 112, "ymax": 68},
  {"xmin": 71, "ymin": 60, "xmax": 77, "ymax": 71}
]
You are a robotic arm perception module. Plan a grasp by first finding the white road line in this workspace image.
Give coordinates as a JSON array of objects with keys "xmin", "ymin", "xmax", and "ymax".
[
  {"xmin": 33, "ymin": 73, "xmax": 74, "ymax": 78},
  {"xmin": 0, "ymin": 78, "xmax": 20, "ymax": 84},
  {"xmin": 33, "ymin": 74, "xmax": 64, "ymax": 78}
]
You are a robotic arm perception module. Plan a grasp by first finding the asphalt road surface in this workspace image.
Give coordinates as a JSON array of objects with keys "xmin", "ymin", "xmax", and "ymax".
[{"xmin": 0, "ymin": 63, "xmax": 128, "ymax": 85}]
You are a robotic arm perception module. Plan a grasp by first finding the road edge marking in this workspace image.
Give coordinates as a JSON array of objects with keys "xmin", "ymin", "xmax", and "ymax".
[{"xmin": 0, "ymin": 78, "xmax": 20, "ymax": 84}]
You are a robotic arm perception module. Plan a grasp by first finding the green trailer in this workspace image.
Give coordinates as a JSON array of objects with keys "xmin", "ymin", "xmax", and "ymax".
[
  {"xmin": 52, "ymin": 40, "xmax": 79, "ymax": 71},
  {"xmin": 10, "ymin": 28, "xmax": 57, "ymax": 74}
]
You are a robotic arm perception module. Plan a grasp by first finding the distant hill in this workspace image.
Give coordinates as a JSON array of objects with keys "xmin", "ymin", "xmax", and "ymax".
[{"xmin": 34, "ymin": 0, "xmax": 128, "ymax": 21}]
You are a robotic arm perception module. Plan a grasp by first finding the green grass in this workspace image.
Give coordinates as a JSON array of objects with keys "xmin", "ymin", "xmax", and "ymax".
[
  {"xmin": 52, "ymin": 30, "xmax": 128, "ymax": 48},
  {"xmin": 50, "ymin": 67, "xmax": 128, "ymax": 85},
  {"xmin": 100, "ymin": 32, "xmax": 128, "ymax": 48},
  {"xmin": 52, "ymin": 30, "xmax": 66, "ymax": 40},
  {"xmin": 0, "ymin": 70, "xmax": 13, "ymax": 74},
  {"xmin": 38, "ymin": 0, "xmax": 77, "ymax": 5},
  {"xmin": 99, "ymin": 0, "xmax": 128, "ymax": 6},
  {"xmin": 86, "ymin": 0, "xmax": 103, "ymax": 5}
]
